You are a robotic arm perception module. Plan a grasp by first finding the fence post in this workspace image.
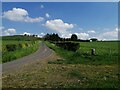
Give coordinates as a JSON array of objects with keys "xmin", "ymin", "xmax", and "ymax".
[{"xmin": 91, "ymin": 48, "xmax": 95, "ymax": 55}]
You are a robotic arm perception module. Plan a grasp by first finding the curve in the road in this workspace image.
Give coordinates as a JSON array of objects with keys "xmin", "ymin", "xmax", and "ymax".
[{"xmin": 2, "ymin": 42, "xmax": 54, "ymax": 72}]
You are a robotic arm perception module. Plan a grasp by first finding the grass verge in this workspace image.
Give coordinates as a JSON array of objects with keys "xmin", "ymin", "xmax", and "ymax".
[{"xmin": 2, "ymin": 41, "xmax": 41, "ymax": 63}]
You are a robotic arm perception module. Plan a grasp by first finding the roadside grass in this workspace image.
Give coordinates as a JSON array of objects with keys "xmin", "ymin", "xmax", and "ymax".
[
  {"xmin": 2, "ymin": 40, "xmax": 41, "ymax": 63},
  {"xmin": 45, "ymin": 41, "xmax": 118, "ymax": 65}
]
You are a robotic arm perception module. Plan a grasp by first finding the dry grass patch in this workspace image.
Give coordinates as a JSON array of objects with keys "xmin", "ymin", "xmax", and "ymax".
[{"xmin": 2, "ymin": 54, "xmax": 119, "ymax": 88}]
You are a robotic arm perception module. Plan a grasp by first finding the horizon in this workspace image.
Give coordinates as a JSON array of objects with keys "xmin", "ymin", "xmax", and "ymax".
[
  {"xmin": 1, "ymin": 2, "xmax": 119, "ymax": 41},
  {"xmin": 1, "ymin": 34, "xmax": 120, "ymax": 41}
]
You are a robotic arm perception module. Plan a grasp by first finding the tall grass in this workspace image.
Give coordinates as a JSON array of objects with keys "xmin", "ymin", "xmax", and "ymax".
[{"xmin": 2, "ymin": 41, "xmax": 40, "ymax": 63}]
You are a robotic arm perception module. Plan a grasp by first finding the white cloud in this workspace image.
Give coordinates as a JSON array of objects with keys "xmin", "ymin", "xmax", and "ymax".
[
  {"xmin": 75, "ymin": 33, "xmax": 89, "ymax": 39},
  {"xmin": 38, "ymin": 32, "xmax": 46, "ymax": 38},
  {"xmin": 24, "ymin": 16, "xmax": 43, "ymax": 23},
  {"xmin": 115, "ymin": 27, "xmax": 118, "ymax": 31},
  {"xmin": 97, "ymin": 28, "xmax": 118, "ymax": 40},
  {"xmin": 60, "ymin": 32, "xmax": 89, "ymax": 39},
  {"xmin": 44, "ymin": 19, "xmax": 90, "ymax": 39},
  {"xmin": 0, "ymin": 26, "xmax": 4, "ymax": 30},
  {"xmin": 40, "ymin": 32, "xmax": 45, "ymax": 36},
  {"xmin": 0, "ymin": 26, "xmax": 4, "ymax": 36},
  {"xmin": 22, "ymin": 32, "xmax": 31, "ymax": 36},
  {"xmin": 45, "ymin": 13, "xmax": 50, "ymax": 18},
  {"xmin": 4, "ymin": 28, "xmax": 16, "ymax": 35},
  {"xmin": 40, "ymin": 5, "xmax": 44, "ymax": 8},
  {"xmin": 87, "ymin": 30, "xmax": 96, "ymax": 34},
  {"xmin": 60, "ymin": 33, "xmax": 72, "ymax": 38},
  {"xmin": 3, "ymin": 8, "xmax": 44, "ymax": 23},
  {"xmin": 115, "ymin": 27, "xmax": 120, "ymax": 32},
  {"xmin": 45, "ymin": 19, "xmax": 74, "ymax": 34}
]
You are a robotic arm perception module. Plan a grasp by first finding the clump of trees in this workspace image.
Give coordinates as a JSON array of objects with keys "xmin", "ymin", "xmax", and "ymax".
[
  {"xmin": 90, "ymin": 38, "xmax": 98, "ymax": 42},
  {"xmin": 44, "ymin": 33, "xmax": 61, "ymax": 41},
  {"xmin": 44, "ymin": 33, "xmax": 98, "ymax": 42},
  {"xmin": 44, "ymin": 33, "xmax": 78, "ymax": 41},
  {"xmin": 24, "ymin": 34, "xmax": 38, "ymax": 37}
]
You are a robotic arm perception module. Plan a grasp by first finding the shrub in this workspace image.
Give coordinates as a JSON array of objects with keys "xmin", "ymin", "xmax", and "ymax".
[
  {"xmin": 21, "ymin": 43, "xmax": 26, "ymax": 48},
  {"xmin": 25, "ymin": 43, "xmax": 29, "ymax": 47},
  {"xmin": 17, "ymin": 43, "xmax": 29, "ymax": 49},
  {"xmin": 18, "ymin": 44, "xmax": 23, "ymax": 49},
  {"xmin": 27, "ymin": 43, "xmax": 30, "ymax": 47},
  {"xmin": 2, "ymin": 45, "xmax": 7, "ymax": 53},
  {"xmin": 55, "ymin": 42, "xmax": 80, "ymax": 52},
  {"xmin": 6, "ymin": 44, "xmax": 17, "ymax": 52}
]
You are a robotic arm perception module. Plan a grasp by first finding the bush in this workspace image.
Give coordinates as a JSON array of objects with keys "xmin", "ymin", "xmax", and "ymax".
[
  {"xmin": 2, "ymin": 45, "xmax": 7, "ymax": 53},
  {"xmin": 18, "ymin": 44, "xmax": 23, "ymax": 49},
  {"xmin": 3, "ymin": 42, "xmax": 35, "ymax": 53},
  {"xmin": 11, "ymin": 43, "xmax": 30, "ymax": 50},
  {"xmin": 6, "ymin": 44, "xmax": 17, "ymax": 52},
  {"xmin": 56, "ymin": 42, "xmax": 80, "ymax": 52},
  {"xmin": 25, "ymin": 43, "xmax": 29, "ymax": 47},
  {"xmin": 2, "ymin": 41, "xmax": 40, "ymax": 63},
  {"xmin": 21, "ymin": 43, "xmax": 26, "ymax": 48}
]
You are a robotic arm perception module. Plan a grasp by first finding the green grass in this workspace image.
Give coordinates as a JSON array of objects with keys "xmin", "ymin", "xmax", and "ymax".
[
  {"xmin": 2, "ymin": 35, "xmax": 41, "ymax": 41},
  {"xmin": 45, "ymin": 41, "xmax": 118, "ymax": 65},
  {"xmin": 2, "ymin": 41, "xmax": 40, "ymax": 63},
  {"xmin": 2, "ymin": 41, "xmax": 119, "ymax": 88},
  {"xmin": 45, "ymin": 41, "xmax": 119, "ymax": 88},
  {"xmin": 1, "ymin": 35, "xmax": 41, "ymax": 63}
]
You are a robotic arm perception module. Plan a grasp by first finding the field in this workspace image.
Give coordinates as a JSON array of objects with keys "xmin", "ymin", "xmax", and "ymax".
[
  {"xmin": 46, "ymin": 41, "xmax": 118, "ymax": 65},
  {"xmin": 1, "ymin": 35, "xmax": 41, "ymax": 63},
  {"xmin": 44, "ymin": 41, "xmax": 119, "ymax": 88},
  {"xmin": 2, "ymin": 41, "xmax": 119, "ymax": 88}
]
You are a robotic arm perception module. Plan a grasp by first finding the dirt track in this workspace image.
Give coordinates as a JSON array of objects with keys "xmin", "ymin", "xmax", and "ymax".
[{"xmin": 2, "ymin": 42, "xmax": 54, "ymax": 72}]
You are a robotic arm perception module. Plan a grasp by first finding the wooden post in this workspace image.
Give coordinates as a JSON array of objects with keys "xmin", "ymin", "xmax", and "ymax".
[{"xmin": 91, "ymin": 48, "xmax": 95, "ymax": 55}]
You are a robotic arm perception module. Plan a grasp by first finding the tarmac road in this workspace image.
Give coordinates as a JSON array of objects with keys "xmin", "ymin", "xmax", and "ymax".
[{"xmin": 2, "ymin": 42, "xmax": 53, "ymax": 72}]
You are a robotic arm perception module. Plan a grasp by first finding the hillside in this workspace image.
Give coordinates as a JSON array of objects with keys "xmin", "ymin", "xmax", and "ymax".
[{"xmin": 1, "ymin": 35, "xmax": 41, "ymax": 41}]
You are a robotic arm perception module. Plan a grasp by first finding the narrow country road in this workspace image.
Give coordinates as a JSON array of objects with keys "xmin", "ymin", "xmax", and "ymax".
[{"xmin": 2, "ymin": 42, "xmax": 54, "ymax": 72}]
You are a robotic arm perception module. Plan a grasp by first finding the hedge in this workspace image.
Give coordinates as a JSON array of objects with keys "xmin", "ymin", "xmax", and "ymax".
[{"xmin": 55, "ymin": 42, "xmax": 80, "ymax": 52}]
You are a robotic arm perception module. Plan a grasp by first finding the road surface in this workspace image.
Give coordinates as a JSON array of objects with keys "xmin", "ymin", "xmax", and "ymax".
[{"xmin": 2, "ymin": 42, "xmax": 54, "ymax": 72}]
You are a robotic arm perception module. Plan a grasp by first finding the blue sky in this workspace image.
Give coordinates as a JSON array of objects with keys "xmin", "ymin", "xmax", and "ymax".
[{"xmin": 1, "ymin": 2, "xmax": 118, "ymax": 40}]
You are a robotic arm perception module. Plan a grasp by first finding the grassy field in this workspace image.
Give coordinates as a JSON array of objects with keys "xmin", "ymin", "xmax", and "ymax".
[
  {"xmin": 1, "ymin": 35, "xmax": 41, "ymax": 63},
  {"xmin": 44, "ymin": 41, "xmax": 119, "ymax": 88},
  {"xmin": 2, "ymin": 41, "xmax": 119, "ymax": 88},
  {"xmin": 46, "ymin": 41, "xmax": 118, "ymax": 65}
]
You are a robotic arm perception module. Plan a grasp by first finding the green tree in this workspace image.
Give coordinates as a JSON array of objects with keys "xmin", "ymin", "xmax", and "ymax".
[
  {"xmin": 71, "ymin": 34, "xmax": 78, "ymax": 41},
  {"xmin": 90, "ymin": 38, "xmax": 98, "ymax": 42}
]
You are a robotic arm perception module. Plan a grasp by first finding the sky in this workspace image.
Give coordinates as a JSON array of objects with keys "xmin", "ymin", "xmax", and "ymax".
[{"xmin": 1, "ymin": 2, "xmax": 119, "ymax": 40}]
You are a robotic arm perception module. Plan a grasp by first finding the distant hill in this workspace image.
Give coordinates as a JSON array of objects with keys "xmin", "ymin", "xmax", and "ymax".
[{"xmin": 1, "ymin": 35, "xmax": 42, "ymax": 41}]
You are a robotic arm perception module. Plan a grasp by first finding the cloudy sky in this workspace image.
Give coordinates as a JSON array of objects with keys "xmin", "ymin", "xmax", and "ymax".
[{"xmin": 1, "ymin": 2, "xmax": 118, "ymax": 40}]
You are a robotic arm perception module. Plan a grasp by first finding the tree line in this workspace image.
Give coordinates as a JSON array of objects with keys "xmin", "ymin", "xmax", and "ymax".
[{"xmin": 43, "ymin": 33, "xmax": 98, "ymax": 42}]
